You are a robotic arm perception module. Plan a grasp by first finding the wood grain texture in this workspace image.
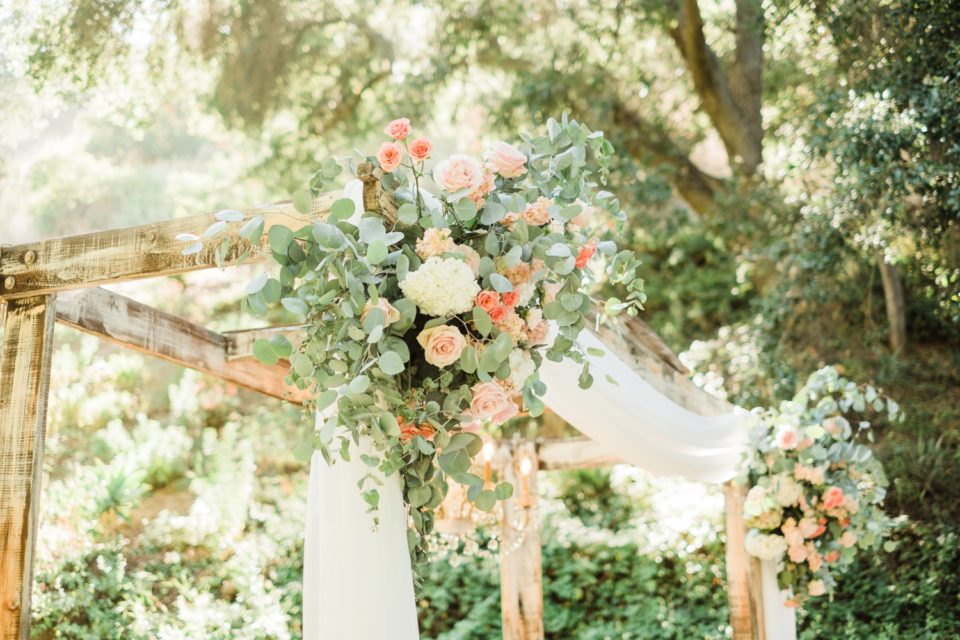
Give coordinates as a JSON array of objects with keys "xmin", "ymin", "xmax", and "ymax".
[
  {"xmin": 724, "ymin": 483, "xmax": 765, "ymax": 640},
  {"xmin": 499, "ymin": 441, "xmax": 545, "ymax": 640},
  {"xmin": 223, "ymin": 324, "xmax": 305, "ymax": 361},
  {"xmin": 592, "ymin": 314, "xmax": 732, "ymax": 417},
  {"xmin": 536, "ymin": 438, "xmax": 623, "ymax": 470},
  {"xmin": 0, "ymin": 194, "xmax": 339, "ymax": 300},
  {"xmin": 0, "ymin": 296, "xmax": 56, "ymax": 640},
  {"xmin": 55, "ymin": 287, "xmax": 309, "ymax": 404}
]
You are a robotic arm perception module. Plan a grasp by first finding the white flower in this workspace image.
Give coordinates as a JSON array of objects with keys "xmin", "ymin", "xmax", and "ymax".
[
  {"xmin": 399, "ymin": 256, "xmax": 480, "ymax": 317},
  {"xmin": 773, "ymin": 474, "xmax": 804, "ymax": 507},
  {"xmin": 745, "ymin": 530, "xmax": 788, "ymax": 560},
  {"xmin": 506, "ymin": 349, "xmax": 536, "ymax": 392}
]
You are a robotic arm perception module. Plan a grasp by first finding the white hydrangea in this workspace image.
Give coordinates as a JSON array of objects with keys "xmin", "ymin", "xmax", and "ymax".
[
  {"xmin": 745, "ymin": 530, "xmax": 788, "ymax": 560},
  {"xmin": 773, "ymin": 473, "xmax": 804, "ymax": 507},
  {"xmin": 506, "ymin": 349, "xmax": 536, "ymax": 391},
  {"xmin": 399, "ymin": 256, "xmax": 480, "ymax": 317}
]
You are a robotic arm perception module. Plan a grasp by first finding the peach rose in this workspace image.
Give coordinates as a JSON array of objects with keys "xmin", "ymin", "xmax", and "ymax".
[
  {"xmin": 475, "ymin": 291, "xmax": 500, "ymax": 313},
  {"xmin": 384, "ymin": 117, "xmax": 412, "ymax": 141},
  {"xmin": 416, "ymin": 227, "xmax": 456, "ymax": 259},
  {"xmin": 469, "ymin": 381, "xmax": 518, "ymax": 426},
  {"xmin": 488, "ymin": 306, "xmax": 507, "ymax": 322},
  {"xmin": 825, "ymin": 550, "xmax": 840, "ymax": 564},
  {"xmin": 823, "ymin": 486, "xmax": 845, "ymax": 510},
  {"xmin": 567, "ymin": 200, "xmax": 597, "ymax": 229},
  {"xmin": 377, "ymin": 141, "xmax": 403, "ymax": 173},
  {"xmin": 408, "ymin": 137, "xmax": 432, "ymax": 161},
  {"xmin": 522, "ymin": 196, "xmax": 552, "ymax": 226},
  {"xmin": 361, "ymin": 298, "xmax": 401, "ymax": 326},
  {"xmin": 495, "ymin": 310, "xmax": 528, "ymax": 342},
  {"xmin": 788, "ymin": 545, "xmax": 807, "ymax": 563},
  {"xmin": 839, "ymin": 531, "xmax": 857, "ymax": 548},
  {"xmin": 806, "ymin": 545, "xmax": 823, "ymax": 571},
  {"xmin": 433, "ymin": 154, "xmax": 483, "ymax": 193},
  {"xmin": 470, "ymin": 169, "xmax": 496, "ymax": 207},
  {"xmin": 488, "ymin": 141, "xmax": 527, "ymax": 178},
  {"xmin": 575, "ymin": 241, "xmax": 597, "ymax": 269},
  {"xmin": 541, "ymin": 281, "xmax": 563, "ymax": 304},
  {"xmin": 501, "ymin": 291, "xmax": 520, "ymax": 308},
  {"xmin": 417, "ymin": 325, "xmax": 466, "ymax": 368},
  {"xmin": 808, "ymin": 579, "xmax": 826, "ymax": 597}
]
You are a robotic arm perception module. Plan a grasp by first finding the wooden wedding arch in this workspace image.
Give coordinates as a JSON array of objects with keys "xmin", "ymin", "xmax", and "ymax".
[{"xmin": 0, "ymin": 169, "xmax": 768, "ymax": 640}]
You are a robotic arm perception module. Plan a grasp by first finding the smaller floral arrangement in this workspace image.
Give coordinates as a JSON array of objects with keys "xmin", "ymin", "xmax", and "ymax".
[{"xmin": 740, "ymin": 366, "xmax": 901, "ymax": 606}]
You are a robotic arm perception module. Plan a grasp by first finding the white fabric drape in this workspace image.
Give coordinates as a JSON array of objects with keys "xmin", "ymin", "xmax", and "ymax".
[
  {"xmin": 301, "ymin": 180, "xmax": 794, "ymax": 640},
  {"xmin": 302, "ymin": 439, "xmax": 420, "ymax": 639},
  {"xmin": 761, "ymin": 559, "xmax": 798, "ymax": 640},
  {"xmin": 539, "ymin": 328, "xmax": 747, "ymax": 484}
]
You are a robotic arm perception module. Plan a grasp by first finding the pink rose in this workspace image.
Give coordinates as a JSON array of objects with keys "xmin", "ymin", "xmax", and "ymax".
[
  {"xmin": 408, "ymin": 137, "xmax": 432, "ymax": 161},
  {"xmin": 823, "ymin": 486, "xmax": 845, "ymax": 510},
  {"xmin": 469, "ymin": 381, "xmax": 519, "ymax": 426},
  {"xmin": 488, "ymin": 141, "xmax": 527, "ymax": 178},
  {"xmin": 433, "ymin": 154, "xmax": 483, "ymax": 193},
  {"xmin": 475, "ymin": 291, "xmax": 500, "ymax": 313},
  {"xmin": 417, "ymin": 325, "xmax": 466, "ymax": 368},
  {"xmin": 775, "ymin": 423, "xmax": 800, "ymax": 450},
  {"xmin": 384, "ymin": 117, "xmax": 412, "ymax": 141},
  {"xmin": 377, "ymin": 142, "xmax": 403, "ymax": 173}
]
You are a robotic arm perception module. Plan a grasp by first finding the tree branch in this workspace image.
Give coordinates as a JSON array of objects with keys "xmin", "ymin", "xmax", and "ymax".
[{"xmin": 669, "ymin": 0, "xmax": 763, "ymax": 173}]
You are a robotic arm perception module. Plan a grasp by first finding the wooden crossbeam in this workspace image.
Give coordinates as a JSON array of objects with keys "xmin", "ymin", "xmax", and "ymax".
[
  {"xmin": 54, "ymin": 287, "xmax": 309, "ymax": 404},
  {"xmin": 0, "ymin": 194, "xmax": 339, "ymax": 300}
]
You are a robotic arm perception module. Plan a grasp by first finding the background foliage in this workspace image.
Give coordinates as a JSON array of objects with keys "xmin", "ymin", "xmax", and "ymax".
[{"xmin": 1, "ymin": 0, "xmax": 959, "ymax": 636}]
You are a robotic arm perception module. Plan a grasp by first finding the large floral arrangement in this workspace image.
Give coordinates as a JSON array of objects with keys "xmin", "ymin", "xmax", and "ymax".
[
  {"xmin": 187, "ymin": 116, "xmax": 645, "ymax": 565},
  {"xmin": 740, "ymin": 367, "xmax": 900, "ymax": 606}
]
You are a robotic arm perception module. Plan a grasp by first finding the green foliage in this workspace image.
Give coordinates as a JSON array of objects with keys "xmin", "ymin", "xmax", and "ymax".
[{"xmin": 799, "ymin": 524, "xmax": 960, "ymax": 639}]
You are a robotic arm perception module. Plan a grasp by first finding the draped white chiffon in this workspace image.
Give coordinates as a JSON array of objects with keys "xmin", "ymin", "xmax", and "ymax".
[
  {"xmin": 301, "ymin": 179, "xmax": 794, "ymax": 639},
  {"xmin": 302, "ymin": 442, "xmax": 420, "ymax": 639}
]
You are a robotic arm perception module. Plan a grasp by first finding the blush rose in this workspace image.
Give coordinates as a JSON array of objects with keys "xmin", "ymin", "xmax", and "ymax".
[{"xmin": 417, "ymin": 325, "xmax": 466, "ymax": 368}]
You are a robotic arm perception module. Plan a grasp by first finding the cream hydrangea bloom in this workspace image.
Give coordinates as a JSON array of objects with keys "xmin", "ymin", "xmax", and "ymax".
[
  {"xmin": 399, "ymin": 256, "xmax": 479, "ymax": 317},
  {"xmin": 745, "ymin": 530, "xmax": 788, "ymax": 560}
]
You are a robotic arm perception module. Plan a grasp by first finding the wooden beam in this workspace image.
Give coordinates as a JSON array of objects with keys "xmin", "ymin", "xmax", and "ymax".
[
  {"xmin": 0, "ymin": 295, "xmax": 57, "ymax": 639},
  {"xmin": 499, "ymin": 441, "xmax": 545, "ymax": 640},
  {"xmin": 537, "ymin": 437, "xmax": 623, "ymax": 470},
  {"xmin": 54, "ymin": 287, "xmax": 309, "ymax": 404},
  {"xmin": 0, "ymin": 193, "xmax": 339, "ymax": 300},
  {"xmin": 724, "ymin": 483, "xmax": 765, "ymax": 640},
  {"xmin": 593, "ymin": 315, "xmax": 732, "ymax": 417},
  {"xmin": 223, "ymin": 324, "xmax": 305, "ymax": 361}
]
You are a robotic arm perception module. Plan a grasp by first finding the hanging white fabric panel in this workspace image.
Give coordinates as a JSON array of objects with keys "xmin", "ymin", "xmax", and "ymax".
[
  {"xmin": 539, "ymin": 328, "xmax": 748, "ymax": 484},
  {"xmin": 302, "ymin": 439, "xmax": 421, "ymax": 640}
]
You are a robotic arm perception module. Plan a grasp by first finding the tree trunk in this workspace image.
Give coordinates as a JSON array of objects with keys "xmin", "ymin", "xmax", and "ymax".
[{"xmin": 876, "ymin": 252, "xmax": 907, "ymax": 353}]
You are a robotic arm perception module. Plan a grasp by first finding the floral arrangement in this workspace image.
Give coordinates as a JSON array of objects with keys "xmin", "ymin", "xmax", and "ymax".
[
  {"xmin": 740, "ymin": 366, "xmax": 900, "ymax": 606},
  {"xmin": 186, "ymin": 115, "xmax": 645, "ymax": 565}
]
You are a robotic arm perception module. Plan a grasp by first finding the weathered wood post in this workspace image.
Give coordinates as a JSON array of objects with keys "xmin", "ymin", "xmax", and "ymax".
[
  {"xmin": 724, "ymin": 482, "xmax": 765, "ymax": 640},
  {"xmin": 498, "ymin": 440, "xmax": 545, "ymax": 640},
  {"xmin": 0, "ymin": 295, "xmax": 57, "ymax": 640}
]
